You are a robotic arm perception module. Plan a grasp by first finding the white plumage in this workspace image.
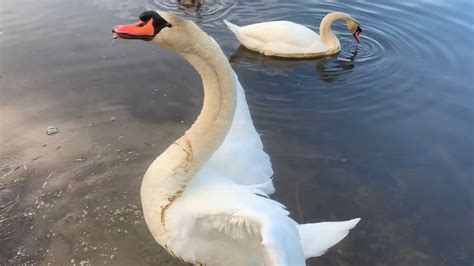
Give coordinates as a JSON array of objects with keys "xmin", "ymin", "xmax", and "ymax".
[
  {"xmin": 114, "ymin": 11, "xmax": 360, "ymax": 266},
  {"xmin": 224, "ymin": 12, "xmax": 362, "ymax": 58},
  {"xmin": 163, "ymin": 75, "xmax": 360, "ymax": 265}
]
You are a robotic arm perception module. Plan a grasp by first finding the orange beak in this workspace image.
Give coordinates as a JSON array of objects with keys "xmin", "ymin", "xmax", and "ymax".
[{"xmin": 112, "ymin": 18, "xmax": 155, "ymax": 40}]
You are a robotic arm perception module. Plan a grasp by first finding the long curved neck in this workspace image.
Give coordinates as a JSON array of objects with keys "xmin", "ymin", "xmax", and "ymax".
[
  {"xmin": 142, "ymin": 20, "xmax": 236, "ymax": 228},
  {"xmin": 179, "ymin": 30, "xmax": 236, "ymax": 172},
  {"xmin": 180, "ymin": 24, "xmax": 237, "ymax": 174},
  {"xmin": 319, "ymin": 12, "xmax": 350, "ymax": 50}
]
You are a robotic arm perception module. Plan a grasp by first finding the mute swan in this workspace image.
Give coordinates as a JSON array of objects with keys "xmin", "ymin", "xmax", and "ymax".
[
  {"xmin": 178, "ymin": 0, "xmax": 204, "ymax": 10},
  {"xmin": 224, "ymin": 12, "xmax": 362, "ymax": 58},
  {"xmin": 113, "ymin": 11, "xmax": 360, "ymax": 265}
]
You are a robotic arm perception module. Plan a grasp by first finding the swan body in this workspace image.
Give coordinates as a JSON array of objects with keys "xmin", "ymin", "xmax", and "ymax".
[
  {"xmin": 113, "ymin": 11, "xmax": 360, "ymax": 265},
  {"xmin": 224, "ymin": 12, "xmax": 362, "ymax": 58},
  {"xmin": 178, "ymin": 0, "xmax": 204, "ymax": 10}
]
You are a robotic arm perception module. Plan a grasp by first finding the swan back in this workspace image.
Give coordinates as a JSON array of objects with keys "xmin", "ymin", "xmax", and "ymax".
[{"xmin": 224, "ymin": 20, "xmax": 328, "ymax": 57}]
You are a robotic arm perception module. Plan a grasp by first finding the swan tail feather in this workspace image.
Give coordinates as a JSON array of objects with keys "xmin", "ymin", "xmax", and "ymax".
[
  {"xmin": 298, "ymin": 218, "xmax": 360, "ymax": 258},
  {"xmin": 223, "ymin": 19, "xmax": 240, "ymax": 35}
]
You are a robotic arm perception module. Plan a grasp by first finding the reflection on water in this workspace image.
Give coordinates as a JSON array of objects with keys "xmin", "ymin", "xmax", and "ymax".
[
  {"xmin": 230, "ymin": 45, "xmax": 356, "ymax": 83},
  {"xmin": 1, "ymin": 0, "xmax": 473, "ymax": 265}
]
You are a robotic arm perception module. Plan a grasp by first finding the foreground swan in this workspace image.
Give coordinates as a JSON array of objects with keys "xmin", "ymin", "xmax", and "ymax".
[
  {"xmin": 113, "ymin": 11, "xmax": 360, "ymax": 265},
  {"xmin": 224, "ymin": 12, "xmax": 362, "ymax": 58}
]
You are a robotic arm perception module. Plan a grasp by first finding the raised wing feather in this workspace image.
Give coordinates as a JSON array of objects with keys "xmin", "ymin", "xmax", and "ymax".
[
  {"xmin": 167, "ymin": 177, "xmax": 305, "ymax": 266},
  {"xmin": 205, "ymin": 73, "xmax": 275, "ymax": 194}
]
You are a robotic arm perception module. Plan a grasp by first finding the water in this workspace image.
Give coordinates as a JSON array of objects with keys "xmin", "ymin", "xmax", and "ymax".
[{"xmin": 1, "ymin": 0, "xmax": 473, "ymax": 265}]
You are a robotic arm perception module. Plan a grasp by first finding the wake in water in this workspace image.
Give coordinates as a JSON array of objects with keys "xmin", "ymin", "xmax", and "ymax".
[
  {"xmin": 177, "ymin": 0, "xmax": 204, "ymax": 10},
  {"xmin": 90, "ymin": 0, "xmax": 236, "ymax": 22},
  {"xmin": 152, "ymin": 0, "xmax": 237, "ymax": 22}
]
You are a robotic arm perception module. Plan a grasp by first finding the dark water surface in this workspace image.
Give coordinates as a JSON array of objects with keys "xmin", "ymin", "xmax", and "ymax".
[{"xmin": 1, "ymin": 0, "xmax": 473, "ymax": 265}]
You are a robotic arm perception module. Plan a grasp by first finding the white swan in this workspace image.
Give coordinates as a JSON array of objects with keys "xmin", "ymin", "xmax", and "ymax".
[
  {"xmin": 113, "ymin": 11, "xmax": 360, "ymax": 265},
  {"xmin": 224, "ymin": 12, "xmax": 362, "ymax": 58}
]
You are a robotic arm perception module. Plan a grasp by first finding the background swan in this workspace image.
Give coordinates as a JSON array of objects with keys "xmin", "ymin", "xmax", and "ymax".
[
  {"xmin": 224, "ymin": 12, "xmax": 362, "ymax": 58},
  {"xmin": 177, "ymin": 0, "xmax": 204, "ymax": 10},
  {"xmin": 113, "ymin": 11, "xmax": 360, "ymax": 265}
]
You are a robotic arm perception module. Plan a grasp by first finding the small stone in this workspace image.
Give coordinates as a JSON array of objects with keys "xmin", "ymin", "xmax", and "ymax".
[
  {"xmin": 46, "ymin": 233, "xmax": 52, "ymax": 239},
  {"xmin": 71, "ymin": 259, "xmax": 75, "ymax": 263},
  {"xmin": 46, "ymin": 126, "xmax": 59, "ymax": 135},
  {"xmin": 110, "ymin": 254, "xmax": 116, "ymax": 260},
  {"xmin": 110, "ymin": 117, "xmax": 116, "ymax": 122}
]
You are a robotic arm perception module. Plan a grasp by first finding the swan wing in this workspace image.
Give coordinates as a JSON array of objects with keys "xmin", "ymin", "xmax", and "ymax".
[
  {"xmin": 166, "ymin": 177, "xmax": 306, "ymax": 266},
  {"xmin": 194, "ymin": 212, "xmax": 305, "ymax": 266},
  {"xmin": 224, "ymin": 20, "xmax": 324, "ymax": 54},
  {"xmin": 205, "ymin": 73, "xmax": 275, "ymax": 194}
]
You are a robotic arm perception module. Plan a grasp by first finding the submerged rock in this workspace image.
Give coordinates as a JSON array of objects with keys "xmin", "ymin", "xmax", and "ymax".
[{"xmin": 46, "ymin": 126, "xmax": 59, "ymax": 135}]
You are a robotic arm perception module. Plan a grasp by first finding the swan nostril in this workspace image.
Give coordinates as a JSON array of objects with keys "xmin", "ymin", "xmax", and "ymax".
[
  {"xmin": 112, "ymin": 25, "xmax": 120, "ymax": 33},
  {"xmin": 112, "ymin": 26, "xmax": 120, "ymax": 39}
]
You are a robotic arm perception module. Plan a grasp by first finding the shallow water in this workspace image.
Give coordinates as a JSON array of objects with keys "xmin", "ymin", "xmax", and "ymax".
[{"xmin": 1, "ymin": 0, "xmax": 473, "ymax": 265}]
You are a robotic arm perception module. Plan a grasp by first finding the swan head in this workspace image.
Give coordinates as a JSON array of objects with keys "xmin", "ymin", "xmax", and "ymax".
[
  {"xmin": 113, "ymin": 11, "xmax": 195, "ymax": 53},
  {"xmin": 345, "ymin": 17, "xmax": 362, "ymax": 43}
]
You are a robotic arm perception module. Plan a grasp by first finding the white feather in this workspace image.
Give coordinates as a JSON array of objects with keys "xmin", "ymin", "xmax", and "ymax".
[
  {"xmin": 138, "ymin": 13, "xmax": 360, "ymax": 265},
  {"xmin": 163, "ymin": 76, "xmax": 360, "ymax": 265},
  {"xmin": 224, "ymin": 12, "xmax": 361, "ymax": 58}
]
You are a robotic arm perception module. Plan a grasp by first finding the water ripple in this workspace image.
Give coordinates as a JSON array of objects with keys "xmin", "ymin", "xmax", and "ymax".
[
  {"xmin": 150, "ymin": 0, "xmax": 237, "ymax": 24},
  {"xmin": 90, "ymin": 0, "xmax": 473, "ymax": 126},
  {"xmin": 222, "ymin": 1, "xmax": 472, "ymax": 126}
]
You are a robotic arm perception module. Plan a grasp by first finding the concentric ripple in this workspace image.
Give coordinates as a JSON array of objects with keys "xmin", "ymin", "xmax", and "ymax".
[
  {"xmin": 92, "ymin": 0, "xmax": 473, "ymax": 127},
  {"xmin": 150, "ymin": 0, "xmax": 237, "ymax": 24},
  {"xmin": 90, "ymin": 0, "xmax": 237, "ymax": 25},
  {"xmin": 220, "ymin": 1, "xmax": 473, "ymax": 127}
]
